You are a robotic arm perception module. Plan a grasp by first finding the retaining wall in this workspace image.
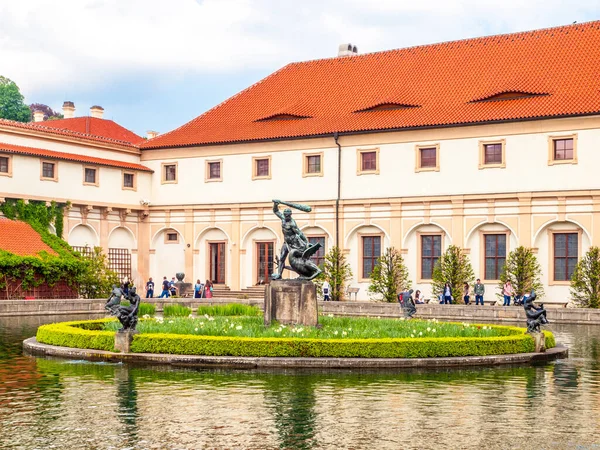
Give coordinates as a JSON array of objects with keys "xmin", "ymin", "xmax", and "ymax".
[{"xmin": 2, "ymin": 298, "xmax": 600, "ymax": 325}]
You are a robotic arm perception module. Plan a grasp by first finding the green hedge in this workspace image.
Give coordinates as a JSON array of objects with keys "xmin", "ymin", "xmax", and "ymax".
[
  {"xmin": 36, "ymin": 318, "xmax": 557, "ymax": 358},
  {"xmin": 37, "ymin": 319, "xmax": 115, "ymax": 351}
]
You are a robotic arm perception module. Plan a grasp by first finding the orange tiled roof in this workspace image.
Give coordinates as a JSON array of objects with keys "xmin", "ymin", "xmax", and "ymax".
[
  {"xmin": 142, "ymin": 21, "xmax": 600, "ymax": 149},
  {"xmin": 0, "ymin": 118, "xmax": 140, "ymax": 148},
  {"xmin": 36, "ymin": 117, "xmax": 144, "ymax": 145},
  {"xmin": 0, "ymin": 141, "xmax": 153, "ymax": 172},
  {"xmin": 0, "ymin": 218, "xmax": 58, "ymax": 257}
]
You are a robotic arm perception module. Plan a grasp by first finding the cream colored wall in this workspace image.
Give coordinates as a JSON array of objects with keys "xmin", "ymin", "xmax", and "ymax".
[
  {"xmin": 194, "ymin": 228, "xmax": 230, "ymax": 285},
  {"xmin": 150, "ymin": 228, "xmax": 185, "ymax": 284},
  {"xmin": 0, "ymin": 154, "xmax": 152, "ymax": 207},
  {"xmin": 0, "ymin": 131, "xmax": 141, "ymax": 163}
]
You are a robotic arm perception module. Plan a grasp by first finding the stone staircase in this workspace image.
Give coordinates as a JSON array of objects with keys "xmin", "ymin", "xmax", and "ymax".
[{"xmin": 212, "ymin": 285, "xmax": 266, "ymax": 299}]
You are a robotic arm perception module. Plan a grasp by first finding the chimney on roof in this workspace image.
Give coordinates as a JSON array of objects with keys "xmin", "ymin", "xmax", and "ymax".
[
  {"xmin": 63, "ymin": 101, "xmax": 75, "ymax": 119},
  {"xmin": 147, "ymin": 130, "xmax": 159, "ymax": 140},
  {"xmin": 338, "ymin": 43, "xmax": 358, "ymax": 57},
  {"xmin": 90, "ymin": 105, "xmax": 104, "ymax": 119},
  {"xmin": 33, "ymin": 110, "xmax": 45, "ymax": 122}
]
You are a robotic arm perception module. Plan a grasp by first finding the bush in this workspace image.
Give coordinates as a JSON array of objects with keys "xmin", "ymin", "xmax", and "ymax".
[
  {"xmin": 196, "ymin": 303, "xmax": 261, "ymax": 317},
  {"xmin": 315, "ymin": 246, "xmax": 353, "ymax": 301},
  {"xmin": 368, "ymin": 247, "xmax": 411, "ymax": 302},
  {"xmin": 36, "ymin": 319, "xmax": 115, "ymax": 351},
  {"xmin": 163, "ymin": 304, "xmax": 192, "ymax": 317},
  {"xmin": 570, "ymin": 246, "xmax": 600, "ymax": 308},
  {"xmin": 498, "ymin": 246, "xmax": 544, "ymax": 299},
  {"xmin": 139, "ymin": 302, "xmax": 156, "ymax": 316}
]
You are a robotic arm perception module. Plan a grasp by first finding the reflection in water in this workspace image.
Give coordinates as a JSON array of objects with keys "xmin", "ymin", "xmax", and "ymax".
[{"xmin": 1, "ymin": 315, "xmax": 600, "ymax": 449}]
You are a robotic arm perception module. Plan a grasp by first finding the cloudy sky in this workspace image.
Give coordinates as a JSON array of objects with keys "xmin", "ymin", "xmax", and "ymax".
[{"xmin": 1, "ymin": 0, "xmax": 597, "ymax": 136}]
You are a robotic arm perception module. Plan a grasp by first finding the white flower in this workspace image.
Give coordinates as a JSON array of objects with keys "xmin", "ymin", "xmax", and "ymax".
[
  {"xmin": 328, "ymin": 314, "xmax": 334, "ymax": 318},
  {"xmin": 229, "ymin": 323, "xmax": 234, "ymax": 328},
  {"xmin": 236, "ymin": 325, "xmax": 242, "ymax": 330},
  {"xmin": 419, "ymin": 332, "xmax": 423, "ymax": 336},
  {"xmin": 413, "ymin": 329, "xmax": 417, "ymax": 334},
  {"xmin": 342, "ymin": 331, "xmax": 347, "ymax": 337},
  {"xmin": 204, "ymin": 314, "xmax": 209, "ymax": 319},
  {"xmin": 208, "ymin": 317, "xmax": 215, "ymax": 322},
  {"xmin": 188, "ymin": 314, "xmax": 193, "ymax": 318},
  {"xmin": 411, "ymin": 334, "xmax": 415, "ymax": 338},
  {"xmin": 168, "ymin": 320, "xmax": 174, "ymax": 324},
  {"xmin": 334, "ymin": 330, "xmax": 339, "ymax": 335},
  {"xmin": 348, "ymin": 328, "xmax": 352, "ymax": 331},
  {"xmin": 427, "ymin": 327, "xmax": 431, "ymax": 332},
  {"xmin": 143, "ymin": 314, "xmax": 150, "ymax": 319},
  {"xmin": 194, "ymin": 327, "xmax": 198, "ymax": 331},
  {"xmin": 432, "ymin": 329, "xmax": 436, "ymax": 333}
]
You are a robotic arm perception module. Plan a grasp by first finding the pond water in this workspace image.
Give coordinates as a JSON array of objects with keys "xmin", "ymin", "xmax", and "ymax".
[{"xmin": 1, "ymin": 314, "xmax": 599, "ymax": 450}]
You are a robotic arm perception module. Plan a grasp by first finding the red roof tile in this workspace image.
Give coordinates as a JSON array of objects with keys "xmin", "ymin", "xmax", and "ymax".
[
  {"xmin": 0, "ymin": 118, "xmax": 139, "ymax": 148},
  {"xmin": 142, "ymin": 21, "xmax": 600, "ymax": 149},
  {"xmin": 0, "ymin": 219, "xmax": 57, "ymax": 257},
  {"xmin": 0, "ymin": 141, "xmax": 153, "ymax": 172},
  {"xmin": 37, "ymin": 117, "xmax": 144, "ymax": 145}
]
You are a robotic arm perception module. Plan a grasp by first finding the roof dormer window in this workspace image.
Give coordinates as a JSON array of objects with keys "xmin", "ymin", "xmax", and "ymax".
[
  {"xmin": 255, "ymin": 113, "xmax": 311, "ymax": 122},
  {"xmin": 354, "ymin": 103, "xmax": 420, "ymax": 113},
  {"xmin": 470, "ymin": 91, "xmax": 549, "ymax": 103}
]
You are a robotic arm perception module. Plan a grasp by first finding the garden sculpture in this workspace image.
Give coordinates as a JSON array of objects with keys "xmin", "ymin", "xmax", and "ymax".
[
  {"xmin": 270, "ymin": 199, "xmax": 322, "ymax": 281},
  {"xmin": 105, "ymin": 285, "xmax": 140, "ymax": 332},
  {"xmin": 398, "ymin": 289, "xmax": 416, "ymax": 319},
  {"xmin": 523, "ymin": 290, "xmax": 549, "ymax": 333}
]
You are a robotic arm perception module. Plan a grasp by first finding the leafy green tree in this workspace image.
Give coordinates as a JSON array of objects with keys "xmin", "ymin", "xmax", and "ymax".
[
  {"xmin": 0, "ymin": 76, "xmax": 31, "ymax": 122},
  {"xmin": 76, "ymin": 247, "xmax": 119, "ymax": 299},
  {"xmin": 570, "ymin": 246, "xmax": 600, "ymax": 308},
  {"xmin": 316, "ymin": 246, "xmax": 352, "ymax": 301},
  {"xmin": 432, "ymin": 245, "xmax": 474, "ymax": 303},
  {"xmin": 367, "ymin": 247, "xmax": 411, "ymax": 302},
  {"xmin": 498, "ymin": 246, "xmax": 544, "ymax": 299}
]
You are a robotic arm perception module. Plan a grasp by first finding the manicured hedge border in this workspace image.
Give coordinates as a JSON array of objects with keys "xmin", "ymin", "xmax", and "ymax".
[{"xmin": 36, "ymin": 319, "xmax": 556, "ymax": 358}]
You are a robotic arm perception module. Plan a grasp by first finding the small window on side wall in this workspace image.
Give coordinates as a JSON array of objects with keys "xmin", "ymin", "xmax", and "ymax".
[
  {"xmin": 84, "ymin": 167, "xmax": 98, "ymax": 185},
  {"xmin": 123, "ymin": 172, "xmax": 135, "ymax": 190},
  {"xmin": 41, "ymin": 161, "xmax": 57, "ymax": 181},
  {"xmin": 303, "ymin": 153, "xmax": 323, "ymax": 177},
  {"xmin": 162, "ymin": 163, "xmax": 178, "ymax": 183},
  {"xmin": 0, "ymin": 155, "xmax": 11, "ymax": 176},
  {"xmin": 252, "ymin": 156, "xmax": 271, "ymax": 180},
  {"xmin": 548, "ymin": 135, "xmax": 577, "ymax": 165},
  {"xmin": 208, "ymin": 161, "xmax": 221, "ymax": 180},
  {"xmin": 166, "ymin": 232, "xmax": 179, "ymax": 243},
  {"xmin": 479, "ymin": 139, "xmax": 506, "ymax": 169},
  {"xmin": 415, "ymin": 144, "xmax": 439, "ymax": 172},
  {"xmin": 357, "ymin": 148, "xmax": 379, "ymax": 175}
]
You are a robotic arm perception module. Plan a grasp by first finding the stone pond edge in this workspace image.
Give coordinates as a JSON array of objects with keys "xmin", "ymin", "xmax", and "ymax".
[{"xmin": 23, "ymin": 337, "xmax": 568, "ymax": 369}]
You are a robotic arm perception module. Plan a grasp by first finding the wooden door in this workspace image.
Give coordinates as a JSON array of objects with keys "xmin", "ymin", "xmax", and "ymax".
[
  {"xmin": 209, "ymin": 242, "xmax": 226, "ymax": 284},
  {"xmin": 256, "ymin": 242, "xmax": 274, "ymax": 284}
]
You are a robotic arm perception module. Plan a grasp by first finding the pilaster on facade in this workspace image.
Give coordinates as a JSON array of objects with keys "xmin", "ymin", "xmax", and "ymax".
[{"xmin": 518, "ymin": 193, "xmax": 533, "ymax": 247}]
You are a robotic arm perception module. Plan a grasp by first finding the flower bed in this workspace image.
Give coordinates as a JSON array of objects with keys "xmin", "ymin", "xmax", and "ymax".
[{"xmin": 36, "ymin": 316, "xmax": 556, "ymax": 358}]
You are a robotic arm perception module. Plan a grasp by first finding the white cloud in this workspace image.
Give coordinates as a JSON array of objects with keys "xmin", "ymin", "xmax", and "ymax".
[{"xmin": 0, "ymin": 0, "xmax": 597, "ymax": 96}]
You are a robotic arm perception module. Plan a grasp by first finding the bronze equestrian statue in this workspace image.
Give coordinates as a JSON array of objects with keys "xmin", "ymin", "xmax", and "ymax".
[{"xmin": 270, "ymin": 199, "xmax": 322, "ymax": 281}]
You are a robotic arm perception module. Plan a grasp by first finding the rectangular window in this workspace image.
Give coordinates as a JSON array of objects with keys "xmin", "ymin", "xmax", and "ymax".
[
  {"xmin": 554, "ymin": 233, "xmax": 578, "ymax": 281},
  {"xmin": 208, "ymin": 161, "xmax": 221, "ymax": 179},
  {"xmin": 0, "ymin": 156, "xmax": 8, "ymax": 174},
  {"xmin": 361, "ymin": 151, "xmax": 377, "ymax": 172},
  {"xmin": 255, "ymin": 158, "xmax": 270, "ymax": 177},
  {"xmin": 362, "ymin": 235, "xmax": 381, "ymax": 279},
  {"xmin": 306, "ymin": 155, "xmax": 321, "ymax": 174},
  {"xmin": 84, "ymin": 167, "xmax": 97, "ymax": 184},
  {"xmin": 42, "ymin": 162, "xmax": 55, "ymax": 179},
  {"xmin": 164, "ymin": 164, "xmax": 177, "ymax": 182},
  {"xmin": 419, "ymin": 147, "xmax": 437, "ymax": 168},
  {"xmin": 553, "ymin": 138, "xmax": 574, "ymax": 161},
  {"xmin": 308, "ymin": 236, "xmax": 326, "ymax": 267},
  {"xmin": 421, "ymin": 234, "xmax": 441, "ymax": 279},
  {"xmin": 166, "ymin": 232, "xmax": 178, "ymax": 242},
  {"xmin": 484, "ymin": 143, "xmax": 503, "ymax": 165},
  {"xmin": 484, "ymin": 234, "xmax": 506, "ymax": 280},
  {"xmin": 123, "ymin": 172, "xmax": 135, "ymax": 189}
]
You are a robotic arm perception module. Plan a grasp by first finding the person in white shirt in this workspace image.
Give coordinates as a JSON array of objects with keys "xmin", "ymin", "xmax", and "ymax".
[{"xmin": 323, "ymin": 281, "xmax": 331, "ymax": 301}]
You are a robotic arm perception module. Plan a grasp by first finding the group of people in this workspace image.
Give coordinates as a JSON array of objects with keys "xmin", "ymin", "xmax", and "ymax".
[
  {"xmin": 438, "ymin": 279, "xmax": 518, "ymax": 306},
  {"xmin": 143, "ymin": 276, "xmax": 214, "ymax": 299}
]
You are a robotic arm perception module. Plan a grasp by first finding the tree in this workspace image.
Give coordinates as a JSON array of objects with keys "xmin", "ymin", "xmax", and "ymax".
[
  {"xmin": 367, "ymin": 247, "xmax": 411, "ymax": 302},
  {"xmin": 29, "ymin": 103, "xmax": 63, "ymax": 121},
  {"xmin": 317, "ymin": 246, "xmax": 352, "ymax": 301},
  {"xmin": 77, "ymin": 247, "xmax": 119, "ymax": 299},
  {"xmin": 432, "ymin": 245, "xmax": 474, "ymax": 303},
  {"xmin": 0, "ymin": 76, "xmax": 31, "ymax": 122},
  {"xmin": 498, "ymin": 246, "xmax": 544, "ymax": 299},
  {"xmin": 570, "ymin": 246, "xmax": 600, "ymax": 308}
]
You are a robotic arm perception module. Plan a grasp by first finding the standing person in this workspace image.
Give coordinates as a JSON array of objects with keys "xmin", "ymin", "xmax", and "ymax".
[
  {"xmin": 158, "ymin": 276, "xmax": 170, "ymax": 298},
  {"xmin": 169, "ymin": 277, "xmax": 177, "ymax": 297},
  {"xmin": 443, "ymin": 283, "xmax": 452, "ymax": 304},
  {"xmin": 322, "ymin": 280, "xmax": 331, "ymax": 301},
  {"xmin": 145, "ymin": 277, "xmax": 155, "ymax": 298},
  {"xmin": 503, "ymin": 280, "xmax": 514, "ymax": 306},
  {"xmin": 194, "ymin": 279, "xmax": 203, "ymax": 299},
  {"xmin": 122, "ymin": 278, "xmax": 130, "ymax": 296},
  {"xmin": 204, "ymin": 280, "xmax": 213, "ymax": 299},
  {"xmin": 474, "ymin": 279, "xmax": 485, "ymax": 305},
  {"xmin": 463, "ymin": 282, "xmax": 470, "ymax": 305}
]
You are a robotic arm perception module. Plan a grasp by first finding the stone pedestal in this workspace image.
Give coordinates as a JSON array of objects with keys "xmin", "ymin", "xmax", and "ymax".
[
  {"xmin": 174, "ymin": 281, "xmax": 193, "ymax": 297},
  {"xmin": 114, "ymin": 330, "xmax": 138, "ymax": 353},
  {"xmin": 264, "ymin": 280, "xmax": 318, "ymax": 327},
  {"xmin": 530, "ymin": 332, "xmax": 546, "ymax": 353}
]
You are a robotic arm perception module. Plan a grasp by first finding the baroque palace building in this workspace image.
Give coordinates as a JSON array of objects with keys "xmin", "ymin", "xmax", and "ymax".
[{"xmin": 2, "ymin": 21, "xmax": 600, "ymax": 301}]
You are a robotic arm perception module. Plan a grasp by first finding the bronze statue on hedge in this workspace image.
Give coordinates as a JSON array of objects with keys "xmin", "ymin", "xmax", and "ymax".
[
  {"xmin": 523, "ymin": 290, "xmax": 549, "ymax": 333},
  {"xmin": 271, "ymin": 199, "xmax": 322, "ymax": 281},
  {"xmin": 105, "ymin": 285, "xmax": 140, "ymax": 332}
]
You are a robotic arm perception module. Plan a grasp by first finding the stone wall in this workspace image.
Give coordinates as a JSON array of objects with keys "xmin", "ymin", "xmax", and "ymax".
[{"xmin": 2, "ymin": 297, "xmax": 600, "ymax": 325}]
